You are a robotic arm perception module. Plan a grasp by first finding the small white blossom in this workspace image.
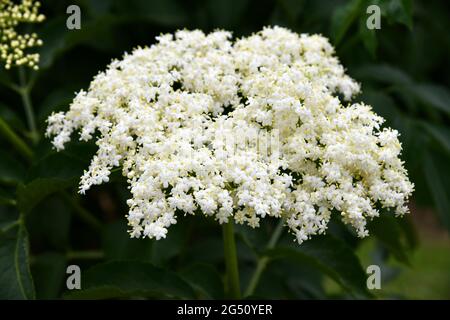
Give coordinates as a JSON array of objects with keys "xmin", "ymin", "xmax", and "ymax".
[{"xmin": 46, "ymin": 27, "xmax": 414, "ymax": 243}]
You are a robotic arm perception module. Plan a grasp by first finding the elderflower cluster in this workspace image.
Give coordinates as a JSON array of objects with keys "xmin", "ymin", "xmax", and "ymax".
[
  {"xmin": 0, "ymin": 0, "xmax": 45, "ymax": 70},
  {"xmin": 46, "ymin": 27, "xmax": 414, "ymax": 243}
]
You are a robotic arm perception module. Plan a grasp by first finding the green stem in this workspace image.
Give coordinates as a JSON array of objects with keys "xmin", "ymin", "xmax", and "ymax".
[
  {"xmin": 0, "ymin": 219, "xmax": 20, "ymax": 234},
  {"xmin": 18, "ymin": 68, "xmax": 38, "ymax": 144},
  {"xmin": 244, "ymin": 220, "xmax": 285, "ymax": 297},
  {"xmin": 0, "ymin": 116, "xmax": 33, "ymax": 160},
  {"xmin": 67, "ymin": 250, "xmax": 104, "ymax": 260},
  {"xmin": 61, "ymin": 192, "xmax": 102, "ymax": 231},
  {"xmin": 222, "ymin": 221, "xmax": 241, "ymax": 299}
]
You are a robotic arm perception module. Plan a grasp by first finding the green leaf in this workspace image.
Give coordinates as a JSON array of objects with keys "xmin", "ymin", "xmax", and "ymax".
[
  {"xmin": 102, "ymin": 220, "xmax": 153, "ymax": 261},
  {"xmin": 0, "ymin": 205, "xmax": 19, "ymax": 231},
  {"xmin": 115, "ymin": 0, "xmax": 189, "ymax": 26},
  {"xmin": 86, "ymin": 0, "xmax": 115, "ymax": 15},
  {"xmin": 423, "ymin": 153, "xmax": 450, "ymax": 232},
  {"xmin": 257, "ymin": 260, "xmax": 327, "ymax": 299},
  {"xmin": 37, "ymin": 88, "xmax": 76, "ymax": 125},
  {"xmin": 0, "ymin": 115, "xmax": 33, "ymax": 161},
  {"xmin": 267, "ymin": 235, "xmax": 372, "ymax": 298},
  {"xmin": 31, "ymin": 253, "xmax": 67, "ymax": 299},
  {"xmin": 385, "ymin": 0, "xmax": 413, "ymax": 29},
  {"xmin": 17, "ymin": 178, "xmax": 75, "ymax": 215},
  {"xmin": 398, "ymin": 216, "xmax": 419, "ymax": 250},
  {"xmin": 0, "ymin": 152, "xmax": 26, "ymax": 185},
  {"xmin": 0, "ymin": 66, "xmax": 14, "ymax": 89},
  {"xmin": 38, "ymin": 17, "xmax": 69, "ymax": 69},
  {"xmin": 0, "ymin": 187, "xmax": 15, "ymax": 206},
  {"xmin": 354, "ymin": 64, "xmax": 412, "ymax": 85},
  {"xmin": 206, "ymin": 0, "xmax": 250, "ymax": 29},
  {"xmin": 26, "ymin": 196, "xmax": 72, "ymax": 249},
  {"xmin": 64, "ymin": 261, "xmax": 196, "ymax": 299},
  {"xmin": 0, "ymin": 102, "xmax": 26, "ymax": 132},
  {"xmin": 0, "ymin": 222, "xmax": 35, "ymax": 299},
  {"xmin": 181, "ymin": 263, "xmax": 224, "ymax": 299},
  {"xmin": 368, "ymin": 214, "xmax": 411, "ymax": 264},
  {"xmin": 359, "ymin": 89, "xmax": 398, "ymax": 124},
  {"xmin": 331, "ymin": 0, "xmax": 363, "ymax": 45},
  {"xmin": 39, "ymin": 16, "xmax": 121, "ymax": 69},
  {"xmin": 421, "ymin": 122, "xmax": 450, "ymax": 156},
  {"xmin": 17, "ymin": 152, "xmax": 88, "ymax": 214},
  {"xmin": 358, "ymin": 16, "xmax": 377, "ymax": 58},
  {"xmin": 408, "ymin": 84, "xmax": 450, "ymax": 116},
  {"xmin": 235, "ymin": 222, "xmax": 270, "ymax": 252}
]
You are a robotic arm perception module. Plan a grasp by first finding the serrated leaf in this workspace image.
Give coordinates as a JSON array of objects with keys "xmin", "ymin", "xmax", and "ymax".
[
  {"xmin": 64, "ymin": 261, "xmax": 195, "ymax": 299},
  {"xmin": 0, "ymin": 222, "xmax": 35, "ymax": 299},
  {"xmin": 267, "ymin": 235, "xmax": 372, "ymax": 298}
]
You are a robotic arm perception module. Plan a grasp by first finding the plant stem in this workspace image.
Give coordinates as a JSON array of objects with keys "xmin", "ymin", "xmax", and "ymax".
[
  {"xmin": 0, "ymin": 116, "xmax": 33, "ymax": 160},
  {"xmin": 0, "ymin": 219, "xmax": 20, "ymax": 234},
  {"xmin": 222, "ymin": 220, "xmax": 241, "ymax": 299},
  {"xmin": 244, "ymin": 220, "xmax": 284, "ymax": 297},
  {"xmin": 61, "ymin": 192, "xmax": 102, "ymax": 231},
  {"xmin": 18, "ymin": 67, "xmax": 38, "ymax": 144}
]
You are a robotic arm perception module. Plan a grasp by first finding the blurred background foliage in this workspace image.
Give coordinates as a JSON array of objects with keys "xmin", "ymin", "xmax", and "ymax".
[{"xmin": 0, "ymin": 0, "xmax": 449, "ymax": 299}]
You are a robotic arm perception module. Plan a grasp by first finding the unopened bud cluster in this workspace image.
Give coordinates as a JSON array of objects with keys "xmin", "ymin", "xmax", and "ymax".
[{"xmin": 0, "ymin": 0, "xmax": 45, "ymax": 70}]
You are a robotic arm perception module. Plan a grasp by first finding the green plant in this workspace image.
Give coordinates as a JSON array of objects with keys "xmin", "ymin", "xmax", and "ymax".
[{"xmin": 0, "ymin": 0, "xmax": 448, "ymax": 300}]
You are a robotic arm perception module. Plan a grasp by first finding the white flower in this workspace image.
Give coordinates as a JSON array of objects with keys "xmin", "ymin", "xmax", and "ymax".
[{"xmin": 46, "ymin": 26, "xmax": 414, "ymax": 243}]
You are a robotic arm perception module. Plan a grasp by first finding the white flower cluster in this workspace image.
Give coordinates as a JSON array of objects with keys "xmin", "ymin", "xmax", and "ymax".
[{"xmin": 46, "ymin": 27, "xmax": 414, "ymax": 243}]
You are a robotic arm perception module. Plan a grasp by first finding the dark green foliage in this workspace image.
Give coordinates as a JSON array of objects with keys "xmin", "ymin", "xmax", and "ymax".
[{"xmin": 0, "ymin": 0, "xmax": 448, "ymax": 299}]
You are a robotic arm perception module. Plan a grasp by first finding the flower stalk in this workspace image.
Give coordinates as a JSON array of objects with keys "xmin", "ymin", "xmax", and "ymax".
[
  {"xmin": 245, "ymin": 220, "xmax": 284, "ymax": 297},
  {"xmin": 222, "ymin": 221, "xmax": 241, "ymax": 299},
  {"xmin": 18, "ymin": 67, "xmax": 39, "ymax": 144},
  {"xmin": 0, "ymin": 115, "xmax": 33, "ymax": 160}
]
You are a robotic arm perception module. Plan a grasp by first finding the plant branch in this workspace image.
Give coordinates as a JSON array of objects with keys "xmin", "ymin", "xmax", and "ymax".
[
  {"xmin": 0, "ymin": 116, "xmax": 33, "ymax": 160},
  {"xmin": 222, "ymin": 220, "xmax": 241, "ymax": 299},
  {"xmin": 18, "ymin": 67, "xmax": 39, "ymax": 144},
  {"xmin": 244, "ymin": 219, "xmax": 285, "ymax": 297},
  {"xmin": 61, "ymin": 192, "xmax": 102, "ymax": 231}
]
